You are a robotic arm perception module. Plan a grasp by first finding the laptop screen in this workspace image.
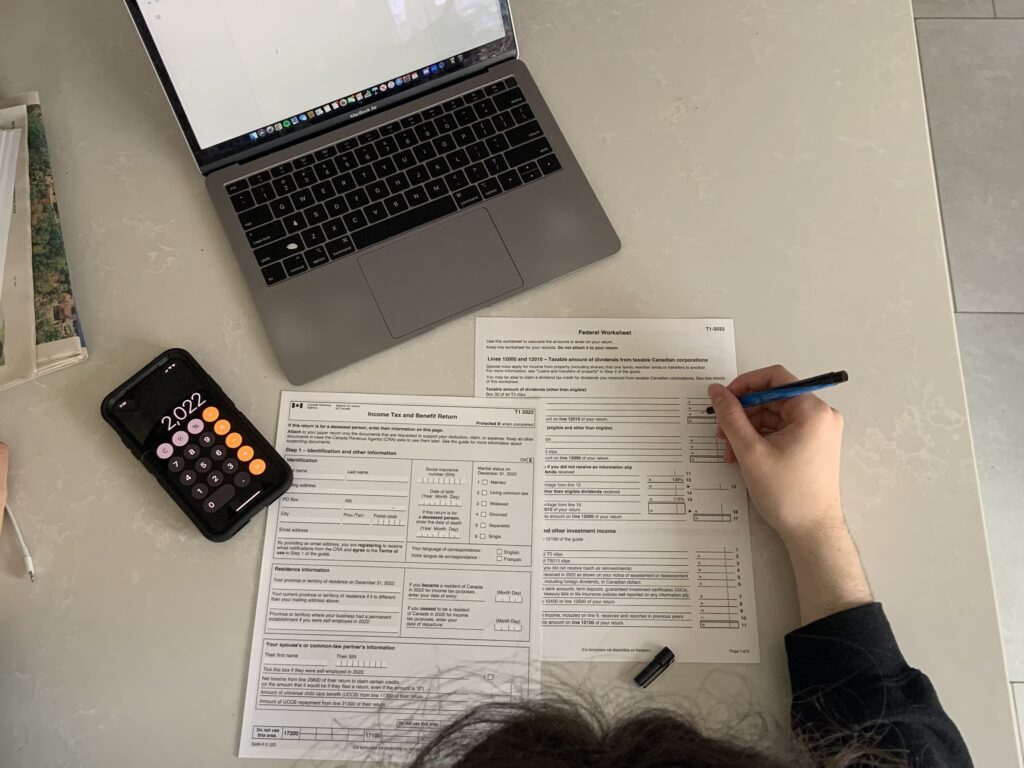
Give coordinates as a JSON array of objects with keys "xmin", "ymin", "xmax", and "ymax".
[{"xmin": 127, "ymin": 1, "xmax": 515, "ymax": 170}]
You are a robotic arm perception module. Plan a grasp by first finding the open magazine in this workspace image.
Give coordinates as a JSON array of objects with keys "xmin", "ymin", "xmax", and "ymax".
[{"xmin": 0, "ymin": 92, "xmax": 87, "ymax": 390}]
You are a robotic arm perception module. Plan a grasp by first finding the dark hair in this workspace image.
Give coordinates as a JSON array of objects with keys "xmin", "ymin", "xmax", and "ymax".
[{"xmin": 408, "ymin": 697, "xmax": 905, "ymax": 768}]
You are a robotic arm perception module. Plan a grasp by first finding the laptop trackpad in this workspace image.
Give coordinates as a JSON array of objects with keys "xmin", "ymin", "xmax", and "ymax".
[{"xmin": 359, "ymin": 210, "xmax": 523, "ymax": 338}]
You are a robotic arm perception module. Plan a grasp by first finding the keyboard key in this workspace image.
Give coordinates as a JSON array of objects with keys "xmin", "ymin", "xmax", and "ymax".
[
  {"xmin": 282, "ymin": 212, "xmax": 307, "ymax": 234},
  {"xmin": 486, "ymin": 134, "xmax": 511, "ymax": 154},
  {"xmin": 384, "ymin": 193, "xmax": 409, "ymax": 215},
  {"xmin": 492, "ymin": 111, "xmax": 515, "ymax": 132},
  {"xmin": 294, "ymin": 153, "xmax": 316, "ymax": 168},
  {"xmin": 323, "ymin": 219, "xmax": 347, "ymax": 239},
  {"xmin": 251, "ymin": 183, "xmax": 274, "ymax": 204},
  {"xmin": 283, "ymin": 253, "xmax": 307, "ymax": 277},
  {"xmin": 314, "ymin": 145, "xmax": 337, "ymax": 160},
  {"xmin": 325, "ymin": 197, "xmax": 348, "ymax": 217},
  {"xmin": 270, "ymin": 197, "xmax": 295, "ymax": 217},
  {"xmin": 505, "ymin": 137, "xmax": 553, "ymax": 167},
  {"xmin": 295, "ymin": 167, "xmax": 317, "ymax": 187},
  {"xmin": 454, "ymin": 107, "xmax": 476, "ymax": 127},
  {"xmin": 272, "ymin": 176, "xmax": 296, "ymax": 196},
  {"xmin": 353, "ymin": 166, "xmax": 377, "ymax": 186},
  {"xmin": 408, "ymin": 165, "xmax": 430, "ymax": 185},
  {"xmin": 434, "ymin": 114, "xmax": 458, "ymax": 133},
  {"xmin": 312, "ymin": 181, "xmax": 335, "ymax": 201},
  {"xmin": 443, "ymin": 96, "xmax": 465, "ymax": 112},
  {"xmin": 248, "ymin": 170, "xmax": 272, "ymax": 185},
  {"xmin": 366, "ymin": 181, "xmax": 388, "ymax": 202},
  {"xmin": 505, "ymin": 76, "xmax": 518, "ymax": 86},
  {"xmin": 472, "ymin": 119, "xmax": 496, "ymax": 140},
  {"xmin": 359, "ymin": 128, "xmax": 381, "ymax": 144},
  {"xmin": 519, "ymin": 161, "xmax": 542, "ymax": 182},
  {"xmin": 343, "ymin": 210, "xmax": 368, "ymax": 231},
  {"xmin": 365, "ymin": 201, "xmax": 388, "ymax": 223},
  {"xmin": 305, "ymin": 203, "xmax": 328, "ymax": 224},
  {"xmin": 351, "ymin": 196, "xmax": 458, "ymax": 250},
  {"xmin": 306, "ymin": 246, "xmax": 330, "ymax": 267},
  {"xmin": 414, "ymin": 122, "xmax": 438, "ymax": 143},
  {"xmin": 433, "ymin": 134, "xmax": 457, "ymax": 155},
  {"xmin": 239, "ymin": 204, "xmax": 273, "ymax": 230},
  {"xmin": 405, "ymin": 185, "xmax": 428, "ymax": 207},
  {"xmin": 425, "ymin": 178, "xmax": 449, "ymax": 199},
  {"xmin": 467, "ymin": 141, "xmax": 489, "ymax": 162},
  {"xmin": 373, "ymin": 157, "xmax": 397, "ymax": 178},
  {"xmin": 262, "ymin": 262, "xmax": 287, "ymax": 285},
  {"xmin": 474, "ymin": 99, "xmax": 497, "ymax": 119},
  {"xmin": 485, "ymin": 80, "xmax": 507, "ymax": 96},
  {"xmin": 314, "ymin": 160, "xmax": 338, "ymax": 180},
  {"xmin": 453, "ymin": 127, "xmax": 475, "ymax": 147},
  {"xmin": 355, "ymin": 145, "xmax": 378, "ymax": 164},
  {"xmin": 511, "ymin": 103, "xmax": 535, "ymax": 124},
  {"xmin": 447, "ymin": 149, "xmax": 470, "ymax": 169},
  {"xmin": 301, "ymin": 226, "xmax": 326, "ymax": 247},
  {"xmin": 246, "ymin": 220, "xmax": 285, "ymax": 248},
  {"xmin": 539, "ymin": 154, "xmax": 562, "ymax": 174},
  {"xmin": 444, "ymin": 169, "xmax": 470, "ymax": 191},
  {"xmin": 479, "ymin": 177, "xmax": 502, "ymax": 198},
  {"xmin": 345, "ymin": 188, "xmax": 370, "ymax": 209},
  {"xmin": 427, "ymin": 157, "xmax": 450, "ymax": 177},
  {"xmin": 386, "ymin": 172, "xmax": 410, "ymax": 194},
  {"xmin": 466, "ymin": 163, "xmax": 487, "ymax": 184},
  {"xmin": 375, "ymin": 136, "xmax": 398, "ymax": 156},
  {"xmin": 291, "ymin": 189, "xmax": 316, "ymax": 209},
  {"xmin": 327, "ymin": 236, "xmax": 355, "ymax": 259},
  {"xmin": 335, "ymin": 151, "xmax": 358, "ymax": 172},
  {"xmin": 230, "ymin": 190, "xmax": 255, "ymax": 212},
  {"xmin": 453, "ymin": 185, "xmax": 483, "ymax": 208},
  {"xmin": 380, "ymin": 121, "xmax": 401, "ymax": 136},
  {"xmin": 254, "ymin": 235, "xmax": 304, "ymax": 266},
  {"xmin": 498, "ymin": 169, "xmax": 522, "ymax": 191},
  {"xmin": 506, "ymin": 121, "xmax": 544, "ymax": 147},
  {"xmin": 333, "ymin": 172, "xmax": 356, "ymax": 194},
  {"xmin": 270, "ymin": 162, "xmax": 293, "ymax": 178},
  {"xmin": 493, "ymin": 87, "xmax": 526, "ymax": 110},
  {"xmin": 485, "ymin": 155, "xmax": 509, "ymax": 175},
  {"xmin": 424, "ymin": 105, "xmax": 444, "ymax": 119},
  {"xmin": 394, "ymin": 150, "xmax": 416, "ymax": 171},
  {"xmin": 396, "ymin": 129, "xmax": 418, "ymax": 149},
  {"xmin": 464, "ymin": 89, "xmax": 486, "ymax": 103},
  {"xmin": 339, "ymin": 138, "xmax": 360, "ymax": 151},
  {"xmin": 400, "ymin": 112, "xmax": 423, "ymax": 128},
  {"xmin": 413, "ymin": 143, "xmax": 437, "ymax": 162}
]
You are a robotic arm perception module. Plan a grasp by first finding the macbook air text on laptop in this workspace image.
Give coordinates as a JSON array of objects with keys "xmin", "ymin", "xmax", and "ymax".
[{"xmin": 125, "ymin": 0, "xmax": 620, "ymax": 384}]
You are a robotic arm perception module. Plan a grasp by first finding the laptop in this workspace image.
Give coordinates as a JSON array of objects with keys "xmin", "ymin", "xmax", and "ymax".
[{"xmin": 125, "ymin": 1, "xmax": 620, "ymax": 384}]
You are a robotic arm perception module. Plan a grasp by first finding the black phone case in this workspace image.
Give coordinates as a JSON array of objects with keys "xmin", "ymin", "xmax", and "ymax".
[{"xmin": 100, "ymin": 348, "xmax": 293, "ymax": 542}]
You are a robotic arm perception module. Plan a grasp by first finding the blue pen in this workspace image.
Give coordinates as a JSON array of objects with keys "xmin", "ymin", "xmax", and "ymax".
[{"xmin": 705, "ymin": 371, "xmax": 848, "ymax": 414}]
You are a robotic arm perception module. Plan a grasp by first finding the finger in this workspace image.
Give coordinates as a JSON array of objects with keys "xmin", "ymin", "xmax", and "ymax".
[
  {"xmin": 723, "ymin": 440, "xmax": 737, "ymax": 463},
  {"xmin": 779, "ymin": 392, "xmax": 832, "ymax": 422},
  {"xmin": 708, "ymin": 384, "xmax": 763, "ymax": 462},
  {"xmin": 748, "ymin": 410, "xmax": 784, "ymax": 433},
  {"xmin": 726, "ymin": 364, "xmax": 799, "ymax": 397}
]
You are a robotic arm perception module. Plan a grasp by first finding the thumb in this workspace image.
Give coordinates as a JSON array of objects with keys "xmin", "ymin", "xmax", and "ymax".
[{"xmin": 708, "ymin": 384, "xmax": 762, "ymax": 460}]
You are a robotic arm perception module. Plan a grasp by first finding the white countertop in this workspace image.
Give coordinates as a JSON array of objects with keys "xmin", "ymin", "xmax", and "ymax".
[{"xmin": 0, "ymin": 1, "xmax": 1017, "ymax": 765}]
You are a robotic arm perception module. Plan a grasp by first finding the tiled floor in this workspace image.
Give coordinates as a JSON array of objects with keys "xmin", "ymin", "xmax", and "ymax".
[{"xmin": 914, "ymin": 0, "xmax": 1024, "ymax": 753}]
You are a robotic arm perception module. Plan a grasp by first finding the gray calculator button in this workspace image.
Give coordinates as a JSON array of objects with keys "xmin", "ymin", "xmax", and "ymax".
[
  {"xmin": 196, "ymin": 457, "xmax": 213, "ymax": 473},
  {"xmin": 179, "ymin": 469, "xmax": 197, "ymax": 486},
  {"xmin": 211, "ymin": 445, "xmax": 228, "ymax": 461},
  {"xmin": 222, "ymin": 458, "xmax": 239, "ymax": 474},
  {"xmin": 234, "ymin": 471, "xmax": 252, "ymax": 488},
  {"xmin": 191, "ymin": 484, "xmax": 209, "ymax": 500},
  {"xmin": 203, "ymin": 484, "xmax": 236, "ymax": 513},
  {"xmin": 208, "ymin": 471, "xmax": 225, "ymax": 487},
  {"xmin": 168, "ymin": 456, "xmax": 186, "ymax": 473},
  {"xmin": 198, "ymin": 432, "xmax": 215, "ymax": 447},
  {"xmin": 183, "ymin": 445, "xmax": 201, "ymax": 460}
]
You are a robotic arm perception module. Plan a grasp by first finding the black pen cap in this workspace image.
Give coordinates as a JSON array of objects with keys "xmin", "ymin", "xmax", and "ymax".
[{"xmin": 634, "ymin": 646, "xmax": 675, "ymax": 688}]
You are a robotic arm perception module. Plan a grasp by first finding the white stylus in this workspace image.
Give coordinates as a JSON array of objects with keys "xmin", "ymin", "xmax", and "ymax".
[{"xmin": 4, "ymin": 503, "xmax": 36, "ymax": 581}]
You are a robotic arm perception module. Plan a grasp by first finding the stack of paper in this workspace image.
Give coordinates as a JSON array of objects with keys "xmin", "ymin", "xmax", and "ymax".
[{"xmin": 0, "ymin": 92, "xmax": 87, "ymax": 390}]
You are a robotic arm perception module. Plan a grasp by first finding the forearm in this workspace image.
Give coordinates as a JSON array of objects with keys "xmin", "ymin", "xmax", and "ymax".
[{"xmin": 781, "ymin": 518, "xmax": 873, "ymax": 626}]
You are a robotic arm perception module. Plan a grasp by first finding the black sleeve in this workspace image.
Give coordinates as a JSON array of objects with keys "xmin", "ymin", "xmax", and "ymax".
[{"xmin": 784, "ymin": 602, "xmax": 972, "ymax": 767}]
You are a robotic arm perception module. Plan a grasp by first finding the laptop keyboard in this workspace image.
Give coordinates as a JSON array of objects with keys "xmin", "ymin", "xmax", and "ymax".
[{"xmin": 224, "ymin": 77, "xmax": 562, "ymax": 286}]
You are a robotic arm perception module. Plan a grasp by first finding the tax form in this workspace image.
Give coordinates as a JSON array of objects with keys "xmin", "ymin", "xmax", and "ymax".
[
  {"xmin": 239, "ymin": 393, "xmax": 540, "ymax": 761},
  {"xmin": 475, "ymin": 318, "xmax": 759, "ymax": 663}
]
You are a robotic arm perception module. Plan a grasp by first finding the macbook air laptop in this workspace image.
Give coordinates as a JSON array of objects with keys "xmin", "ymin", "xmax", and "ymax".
[{"xmin": 125, "ymin": 0, "xmax": 620, "ymax": 384}]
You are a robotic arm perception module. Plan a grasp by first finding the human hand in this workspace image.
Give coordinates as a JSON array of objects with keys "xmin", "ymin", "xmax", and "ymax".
[{"xmin": 707, "ymin": 365, "xmax": 846, "ymax": 544}]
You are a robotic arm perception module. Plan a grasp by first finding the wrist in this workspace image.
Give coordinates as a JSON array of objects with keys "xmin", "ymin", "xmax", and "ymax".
[{"xmin": 777, "ymin": 510, "xmax": 849, "ymax": 553}]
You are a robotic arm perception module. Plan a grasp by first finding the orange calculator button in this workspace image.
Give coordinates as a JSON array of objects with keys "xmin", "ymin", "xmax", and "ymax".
[
  {"xmin": 213, "ymin": 419, "xmax": 231, "ymax": 436},
  {"xmin": 225, "ymin": 432, "xmax": 242, "ymax": 449},
  {"xmin": 249, "ymin": 458, "xmax": 266, "ymax": 476},
  {"xmin": 202, "ymin": 406, "xmax": 219, "ymax": 423},
  {"xmin": 237, "ymin": 445, "xmax": 255, "ymax": 462}
]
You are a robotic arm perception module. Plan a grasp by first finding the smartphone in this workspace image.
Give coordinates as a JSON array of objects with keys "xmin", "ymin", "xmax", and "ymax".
[{"xmin": 101, "ymin": 348, "xmax": 292, "ymax": 542}]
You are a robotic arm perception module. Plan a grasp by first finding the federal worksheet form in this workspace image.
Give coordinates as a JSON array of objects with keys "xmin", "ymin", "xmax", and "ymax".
[
  {"xmin": 475, "ymin": 318, "xmax": 759, "ymax": 663},
  {"xmin": 239, "ymin": 393, "xmax": 541, "ymax": 761}
]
